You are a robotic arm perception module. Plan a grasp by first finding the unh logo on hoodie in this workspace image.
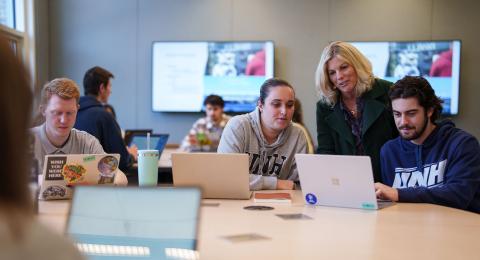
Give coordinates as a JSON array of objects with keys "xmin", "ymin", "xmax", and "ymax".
[
  {"xmin": 392, "ymin": 159, "xmax": 447, "ymax": 188},
  {"xmin": 247, "ymin": 152, "xmax": 286, "ymax": 176}
]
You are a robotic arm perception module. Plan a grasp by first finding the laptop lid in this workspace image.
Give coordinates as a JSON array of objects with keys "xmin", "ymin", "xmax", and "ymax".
[
  {"xmin": 295, "ymin": 154, "xmax": 380, "ymax": 210},
  {"xmin": 172, "ymin": 153, "xmax": 251, "ymax": 199},
  {"xmin": 39, "ymin": 154, "xmax": 120, "ymax": 200},
  {"xmin": 123, "ymin": 129, "xmax": 153, "ymax": 145},
  {"xmin": 66, "ymin": 186, "xmax": 201, "ymax": 260},
  {"xmin": 129, "ymin": 134, "xmax": 169, "ymax": 156}
]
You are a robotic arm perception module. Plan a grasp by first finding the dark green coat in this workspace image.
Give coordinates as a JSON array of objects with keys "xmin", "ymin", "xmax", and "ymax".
[{"xmin": 316, "ymin": 78, "xmax": 398, "ymax": 182}]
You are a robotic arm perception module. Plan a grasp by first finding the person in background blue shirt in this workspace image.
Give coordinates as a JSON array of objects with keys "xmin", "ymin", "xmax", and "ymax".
[
  {"xmin": 375, "ymin": 76, "xmax": 480, "ymax": 213},
  {"xmin": 74, "ymin": 66, "xmax": 137, "ymax": 172}
]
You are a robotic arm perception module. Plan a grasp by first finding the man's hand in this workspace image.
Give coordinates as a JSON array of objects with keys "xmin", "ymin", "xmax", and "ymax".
[
  {"xmin": 374, "ymin": 182, "xmax": 399, "ymax": 201},
  {"xmin": 277, "ymin": 179, "xmax": 295, "ymax": 190},
  {"xmin": 127, "ymin": 144, "xmax": 138, "ymax": 161}
]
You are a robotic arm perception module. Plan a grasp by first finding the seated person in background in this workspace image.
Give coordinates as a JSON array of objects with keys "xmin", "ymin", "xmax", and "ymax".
[
  {"xmin": 218, "ymin": 78, "xmax": 307, "ymax": 190},
  {"xmin": 375, "ymin": 76, "xmax": 480, "ymax": 213},
  {"xmin": 0, "ymin": 35, "xmax": 84, "ymax": 259},
  {"xmin": 180, "ymin": 94, "xmax": 231, "ymax": 152},
  {"xmin": 292, "ymin": 98, "xmax": 315, "ymax": 154},
  {"xmin": 74, "ymin": 66, "xmax": 136, "ymax": 171},
  {"xmin": 32, "ymin": 78, "xmax": 127, "ymax": 185}
]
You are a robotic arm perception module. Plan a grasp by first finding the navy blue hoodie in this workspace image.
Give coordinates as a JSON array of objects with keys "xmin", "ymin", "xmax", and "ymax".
[
  {"xmin": 75, "ymin": 96, "xmax": 132, "ymax": 172},
  {"xmin": 380, "ymin": 120, "xmax": 480, "ymax": 213}
]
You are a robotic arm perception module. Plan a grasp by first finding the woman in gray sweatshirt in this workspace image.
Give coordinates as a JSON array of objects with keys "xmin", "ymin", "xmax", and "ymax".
[{"xmin": 218, "ymin": 78, "xmax": 308, "ymax": 190}]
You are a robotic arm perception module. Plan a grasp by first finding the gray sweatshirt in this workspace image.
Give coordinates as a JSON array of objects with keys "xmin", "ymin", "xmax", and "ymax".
[
  {"xmin": 218, "ymin": 108, "xmax": 307, "ymax": 190},
  {"xmin": 31, "ymin": 123, "xmax": 127, "ymax": 185}
]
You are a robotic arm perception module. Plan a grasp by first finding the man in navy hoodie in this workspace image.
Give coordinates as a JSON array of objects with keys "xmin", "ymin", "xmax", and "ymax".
[
  {"xmin": 375, "ymin": 76, "xmax": 480, "ymax": 213},
  {"xmin": 74, "ymin": 66, "xmax": 136, "ymax": 172}
]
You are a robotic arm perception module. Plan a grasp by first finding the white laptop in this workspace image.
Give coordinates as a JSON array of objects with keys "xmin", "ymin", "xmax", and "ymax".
[
  {"xmin": 39, "ymin": 154, "xmax": 120, "ymax": 200},
  {"xmin": 66, "ymin": 186, "xmax": 201, "ymax": 260},
  {"xmin": 172, "ymin": 153, "xmax": 252, "ymax": 199},
  {"xmin": 296, "ymin": 154, "xmax": 392, "ymax": 210}
]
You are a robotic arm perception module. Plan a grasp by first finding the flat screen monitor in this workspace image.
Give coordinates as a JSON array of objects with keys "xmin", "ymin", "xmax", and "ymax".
[
  {"xmin": 349, "ymin": 40, "xmax": 461, "ymax": 115},
  {"xmin": 152, "ymin": 41, "xmax": 274, "ymax": 112}
]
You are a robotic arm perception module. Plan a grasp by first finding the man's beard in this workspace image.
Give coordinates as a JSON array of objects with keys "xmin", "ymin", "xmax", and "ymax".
[{"xmin": 398, "ymin": 111, "xmax": 429, "ymax": 141}]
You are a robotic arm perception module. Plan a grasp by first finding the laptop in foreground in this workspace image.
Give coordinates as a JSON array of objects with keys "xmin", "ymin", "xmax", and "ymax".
[
  {"xmin": 66, "ymin": 186, "xmax": 201, "ymax": 260},
  {"xmin": 172, "ymin": 153, "xmax": 251, "ymax": 199},
  {"xmin": 39, "ymin": 154, "xmax": 120, "ymax": 200},
  {"xmin": 296, "ymin": 154, "xmax": 392, "ymax": 210}
]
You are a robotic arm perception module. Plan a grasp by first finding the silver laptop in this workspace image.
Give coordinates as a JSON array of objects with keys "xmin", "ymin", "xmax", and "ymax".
[
  {"xmin": 172, "ymin": 153, "xmax": 251, "ymax": 199},
  {"xmin": 296, "ymin": 154, "xmax": 392, "ymax": 210},
  {"xmin": 66, "ymin": 186, "xmax": 201, "ymax": 260},
  {"xmin": 39, "ymin": 154, "xmax": 120, "ymax": 200}
]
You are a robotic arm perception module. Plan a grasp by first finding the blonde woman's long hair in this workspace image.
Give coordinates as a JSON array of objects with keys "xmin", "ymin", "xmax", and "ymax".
[{"xmin": 315, "ymin": 41, "xmax": 375, "ymax": 106}]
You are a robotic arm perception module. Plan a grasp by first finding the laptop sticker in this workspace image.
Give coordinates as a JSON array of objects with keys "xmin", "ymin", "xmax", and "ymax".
[
  {"xmin": 361, "ymin": 202, "xmax": 376, "ymax": 209},
  {"xmin": 305, "ymin": 193, "xmax": 317, "ymax": 205},
  {"xmin": 42, "ymin": 185, "xmax": 67, "ymax": 200},
  {"xmin": 83, "ymin": 155, "xmax": 95, "ymax": 162},
  {"xmin": 45, "ymin": 156, "xmax": 68, "ymax": 181},
  {"xmin": 97, "ymin": 155, "xmax": 119, "ymax": 184}
]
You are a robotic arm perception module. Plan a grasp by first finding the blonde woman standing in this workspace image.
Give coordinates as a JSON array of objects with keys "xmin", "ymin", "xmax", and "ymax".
[{"xmin": 315, "ymin": 41, "xmax": 398, "ymax": 182}]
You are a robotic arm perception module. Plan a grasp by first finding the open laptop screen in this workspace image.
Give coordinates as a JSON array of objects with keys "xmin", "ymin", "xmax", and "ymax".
[
  {"xmin": 129, "ymin": 134, "xmax": 169, "ymax": 153},
  {"xmin": 123, "ymin": 129, "xmax": 153, "ymax": 146},
  {"xmin": 67, "ymin": 186, "xmax": 200, "ymax": 259}
]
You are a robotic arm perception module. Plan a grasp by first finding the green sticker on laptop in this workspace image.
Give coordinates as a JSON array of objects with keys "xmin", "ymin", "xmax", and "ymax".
[
  {"xmin": 361, "ymin": 202, "xmax": 375, "ymax": 209},
  {"xmin": 83, "ymin": 155, "xmax": 96, "ymax": 162}
]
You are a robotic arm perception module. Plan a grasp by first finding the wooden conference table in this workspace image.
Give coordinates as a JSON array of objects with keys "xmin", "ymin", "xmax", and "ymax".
[{"xmin": 37, "ymin": 190, "xmax": 480, "ymax": 259}]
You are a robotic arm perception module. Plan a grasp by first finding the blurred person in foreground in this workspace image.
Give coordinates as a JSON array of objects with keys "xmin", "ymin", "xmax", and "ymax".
[{"xmin": 0, "ymin": 35, "xmax": 84, "ymax": 259}]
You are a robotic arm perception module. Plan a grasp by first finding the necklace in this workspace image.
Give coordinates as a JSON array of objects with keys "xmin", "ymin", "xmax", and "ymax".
[
  {"xmin": 349, "ymin": 109, "xmax": 357, "ymax": 117},
  {"xmin": 341, "ymin": 97, "xmax": 358, "ymax": 117},
  {"xmin": 346, "ymin": 104, "xmax": 357, "ymax": 115}
]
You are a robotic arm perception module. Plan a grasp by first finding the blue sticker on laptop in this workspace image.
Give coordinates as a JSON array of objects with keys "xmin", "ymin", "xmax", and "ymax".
[{"xmin": 305, "ymin": 193, "xmax": 317, "ymax": 205}]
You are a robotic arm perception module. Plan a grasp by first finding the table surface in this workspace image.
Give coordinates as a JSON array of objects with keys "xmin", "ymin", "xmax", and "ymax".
[{"xmin": 37, "ymin": 190, "xmax": 480, "ymax": 260}]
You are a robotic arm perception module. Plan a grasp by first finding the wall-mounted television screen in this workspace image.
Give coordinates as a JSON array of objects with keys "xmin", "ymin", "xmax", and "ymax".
[
  {"xmin": 152, "ymin": 41, "xmax": 274, "ymax": 112},
  {"xmin": 349, "ymin": 40, "xmax": 461, "ymax": 115}
]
